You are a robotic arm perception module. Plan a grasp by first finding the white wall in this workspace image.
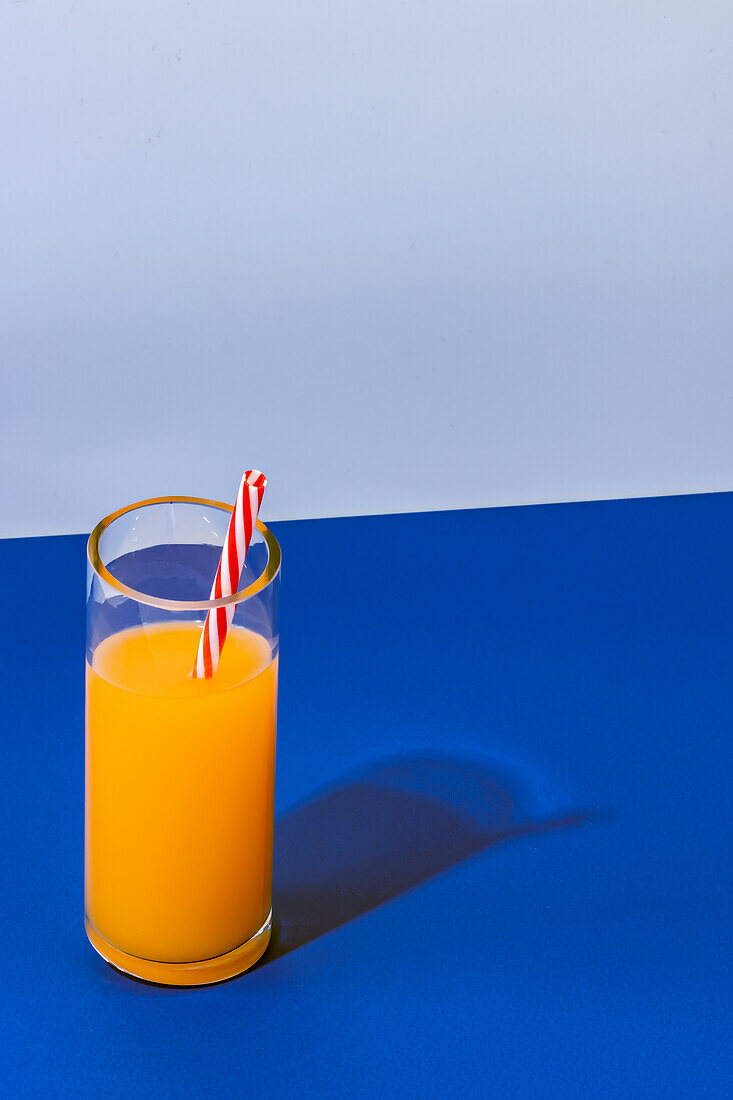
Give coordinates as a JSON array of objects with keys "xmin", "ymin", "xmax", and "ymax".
[{"xmin": 2, "ymin": 1, "xmax": 731, "ymax": 537}]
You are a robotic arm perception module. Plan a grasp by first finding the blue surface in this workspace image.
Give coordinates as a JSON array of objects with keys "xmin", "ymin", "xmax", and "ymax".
[{"xmin": 0, "ymin": 495, "xmax": 730, "ymax": 1097}]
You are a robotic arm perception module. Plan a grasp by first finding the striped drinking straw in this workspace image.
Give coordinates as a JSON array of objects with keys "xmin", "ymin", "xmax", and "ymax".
[{"xmin": 192, "ymin": 469, "xmax": 267, "ymax": 679}]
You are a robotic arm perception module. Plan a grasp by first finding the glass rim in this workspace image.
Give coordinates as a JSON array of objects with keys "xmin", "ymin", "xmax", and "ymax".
[{"xmin": 87, "ymin": 495, "xmax": 281, "ymax": 612}]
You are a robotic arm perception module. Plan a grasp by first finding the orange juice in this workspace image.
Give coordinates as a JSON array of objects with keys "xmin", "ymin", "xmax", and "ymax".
[{"xmin": 85, "ymin": 621, "xmax": 277, "ymax": 984}]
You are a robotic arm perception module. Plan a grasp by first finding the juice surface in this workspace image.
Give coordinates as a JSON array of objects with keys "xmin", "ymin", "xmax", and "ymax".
[{"xmin": 85, "ymin": 621, "xmax": 277, "ymax": 964}]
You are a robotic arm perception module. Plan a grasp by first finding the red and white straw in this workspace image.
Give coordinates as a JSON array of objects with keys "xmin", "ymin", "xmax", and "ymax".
[{"xmin": 192, "ymin": 469, "xmax": 267, "ymax": 679}]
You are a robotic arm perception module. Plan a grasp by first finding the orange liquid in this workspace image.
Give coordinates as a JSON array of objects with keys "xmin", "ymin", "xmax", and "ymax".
[{"xmin": 85, "ymin": 622, "xmax": 277, "ymax": 975}]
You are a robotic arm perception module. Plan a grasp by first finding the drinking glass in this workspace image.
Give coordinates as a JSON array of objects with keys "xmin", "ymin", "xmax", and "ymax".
[{"xmin": 85, "ymin": 495, "xmax": 280, "ymax": 985}]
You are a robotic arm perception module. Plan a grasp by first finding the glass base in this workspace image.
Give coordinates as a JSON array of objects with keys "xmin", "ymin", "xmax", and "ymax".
[{"xmin": 85, "ymin": 910, "xmax": 272, "ymax": 987}]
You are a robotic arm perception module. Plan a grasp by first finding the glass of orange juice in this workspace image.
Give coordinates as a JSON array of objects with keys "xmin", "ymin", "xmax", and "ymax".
[{"xmin": 85, "ymin": 495, "xmax": 280, "ymax": 985}]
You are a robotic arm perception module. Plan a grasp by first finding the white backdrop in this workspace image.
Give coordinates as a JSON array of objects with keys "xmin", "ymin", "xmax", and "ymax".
[{"xmin": 2, "ymin": 1, "xmax": 731, "ymax": 536}]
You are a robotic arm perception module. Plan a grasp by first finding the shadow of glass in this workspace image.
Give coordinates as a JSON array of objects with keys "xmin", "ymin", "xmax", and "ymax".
[{"xmin": 260, "ymin": 753, "xmax": 588, "ymax": 965}]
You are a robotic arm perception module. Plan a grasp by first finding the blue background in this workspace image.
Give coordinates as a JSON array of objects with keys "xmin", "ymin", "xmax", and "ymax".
[
  {"xmin": 0, "ymin": 494, "xmax": 730, "ymax": 1096},
  {"xmin": 3, "ymin": 2, "xmax": 733, "ymax": 538}
]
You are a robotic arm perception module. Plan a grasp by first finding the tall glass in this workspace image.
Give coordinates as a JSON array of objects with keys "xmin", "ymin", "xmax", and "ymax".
[{"xmin": 85, "ymin": 496, "xmax": 281, "ymax": 985}]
